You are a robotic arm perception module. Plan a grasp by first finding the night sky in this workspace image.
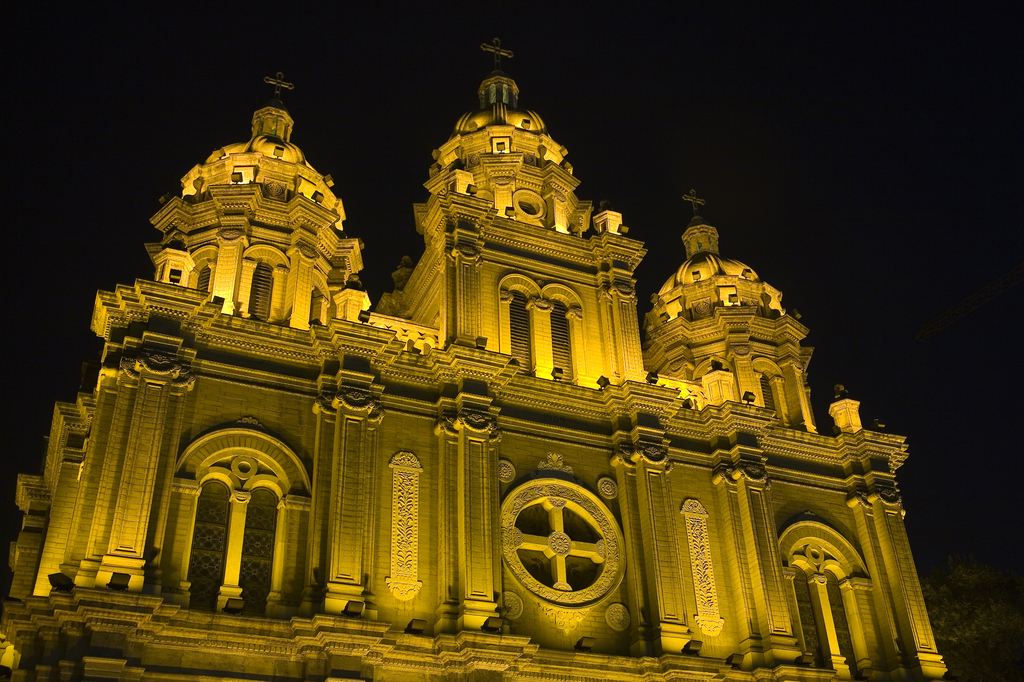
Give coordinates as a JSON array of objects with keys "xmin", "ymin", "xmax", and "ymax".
[{"xmin": 3, "ymin": 4, "xmax": 1022, "ymax": 596}]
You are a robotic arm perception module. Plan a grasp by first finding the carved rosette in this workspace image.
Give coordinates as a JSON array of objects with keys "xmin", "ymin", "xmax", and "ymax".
[
  {"xmin": 502, "ymin": 591, "xmax": 524, "ymax": 620},
  {"xmin": 597, "ymin": 477, "xmax": 618, "ymax": 499},
  {"xmin": 386, "ymin": 451, "xmax": 423, "ymax": 601},
  {"xmin": 604, "ymin": 603, "xmax": 630, "ymax": 632},
  {"xmin": 680, "ymin": 498, "xmax": 725, "ymax": 637},
  {"xmin": 498, "ymin": 459, "xmax": 517, "ymax": 483}
]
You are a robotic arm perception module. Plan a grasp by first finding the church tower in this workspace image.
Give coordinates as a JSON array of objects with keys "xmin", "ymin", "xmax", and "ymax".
[{"xmin": 3, "ymin": 55, "xmax": 948, "ymax": 682}]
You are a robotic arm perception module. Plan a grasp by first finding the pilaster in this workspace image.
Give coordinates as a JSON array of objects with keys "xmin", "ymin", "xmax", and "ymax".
[{"xmin": 527, "ymin": 296, "xmax": 554, "ymax": 378}]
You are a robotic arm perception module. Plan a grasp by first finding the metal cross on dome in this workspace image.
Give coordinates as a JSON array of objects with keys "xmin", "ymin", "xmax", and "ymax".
[
  {"xmin": 480, "ymin": 38, "xmax": 514, "ymax": 71},
  {"xmin": 263, "ymin": 72, "xmax": 294, "ymax": 100},
  {"xmin": 683, "ymin": 189, "xmax": 706, "ymax": 216},
  {"xmin": 515, "ymin": 497, "xmax": 605, "ymax": 591}
]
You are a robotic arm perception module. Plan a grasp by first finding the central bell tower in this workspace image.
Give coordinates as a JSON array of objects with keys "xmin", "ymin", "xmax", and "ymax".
[{"xmin": 376, "ymin": 65, "xmax": 648, "ymax": 386}]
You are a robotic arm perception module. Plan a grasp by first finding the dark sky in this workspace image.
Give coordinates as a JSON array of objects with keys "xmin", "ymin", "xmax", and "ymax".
[{"xmin": 3, "ymin": 3, "xmax": 1022, "ymax": 591}]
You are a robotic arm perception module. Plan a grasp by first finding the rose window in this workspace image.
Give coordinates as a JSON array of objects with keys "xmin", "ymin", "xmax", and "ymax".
[{"xmin": 501, "ymin": 480, "xmax": 624, "ymax": 607}]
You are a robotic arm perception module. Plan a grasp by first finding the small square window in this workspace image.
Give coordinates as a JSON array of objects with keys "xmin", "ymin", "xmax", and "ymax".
[{"xmin": 169, "ymin": 269, "xmax": 182, "ymax": 284}]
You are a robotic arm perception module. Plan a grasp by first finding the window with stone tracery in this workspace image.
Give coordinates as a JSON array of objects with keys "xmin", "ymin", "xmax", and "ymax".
[
  {"xmin": 550, "ymin": 300, "xmax": 572, "ymax": 379},
  {"xmin": 239, "ymin": 488, "xmax": 278, "ymax": 612},
  {"xmin": 249, "ymin": 263, "xmax": 273, "ymax": 321},
  {"xmin": 196, "ymin": 264, "xmax": 212, "ymax": 293},
  {"xmin": 187, "ymin": 482, "xmax": 230, "ymax": 609},
  {"xmin": 509, "ymin": 291, "xmax": 532, "ymax": 370}
]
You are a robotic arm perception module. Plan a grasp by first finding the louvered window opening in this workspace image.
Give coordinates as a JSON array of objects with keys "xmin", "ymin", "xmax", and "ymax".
[
  {"xmin": 509, "ymin": 291, "xmax": 532, "ymax": 370},
  {"xmin": 188, "ymin": 483, "xmax": 230, "ymax": 609},
  {"xmin": 550, "ymin": 301, "xmax": 572, "ymax": 377},
  {"xmin": 249, "ymin": 263, "xmax": 273, "ymax": 321},
  {"xmin": 759, "ymin": 375, "xmax": 777, "ymax": 413},
  {"xmin": 239, "ymin": 488, "xmax": 278, "ymax": 612},
  {"xmin": 197, "ymin": 265, "xmax": 212, "ymax": 293}
]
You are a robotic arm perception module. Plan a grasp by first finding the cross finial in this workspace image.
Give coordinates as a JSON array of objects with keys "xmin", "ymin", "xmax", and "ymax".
[
  {"xmin": 683, "ymin": 189, "xmax": 706, "ymax": 216},
  {"xmin": 480, "ymin": 38, "xmax": 514, "ymax": 72},
  {"xmin": 263, "ymin": 71, "xmax": 295, "ymax": 100}
]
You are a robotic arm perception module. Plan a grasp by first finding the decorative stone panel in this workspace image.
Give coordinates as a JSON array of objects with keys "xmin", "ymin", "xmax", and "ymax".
[{"xmin": 386, "ymin": 451, "xmax": 423, "ymax": 601}]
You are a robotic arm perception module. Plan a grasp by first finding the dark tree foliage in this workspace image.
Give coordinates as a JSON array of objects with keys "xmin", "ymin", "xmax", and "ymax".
[{"xmin": 921, "ymin": 557, "xmax": 1024, "ymax": 682}]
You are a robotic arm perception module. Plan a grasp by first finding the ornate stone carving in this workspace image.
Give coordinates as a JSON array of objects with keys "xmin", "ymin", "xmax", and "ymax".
[
  {"xmin": 681, "ymin": 498, "xmax": 725, "ymax": 637},
  {"xmin": 502, "ymin": 591, "xmax": 524, "ymax": 620},
  {"xmin": 540, "ymin": 605, "xmax": 590, "ymax": 632},
  {"xmin": 597, "ymin": 477, "xmax": 618, "ymax": 499},
  {"xmin": 386, "ymin": 451, "xmax": 423, "ymax": 601},
  {"xmin": 336, "ymin": 388, "xmax": 385, "ymax": 421},
  {"xmin": 218, "ymin": 228, "xmax": 245, "ymax": 241},
  {"xmin": 235, "ymin": 416, "xmax": 263, "ymax": 428},
  {"xmin": 538, "ymin": 452, "xmax": 573, "ymax": 474},
  {"xmin": 566, "ymin": 305, "xmax": 583, "ymax": 320},
  {"xmin": 605, "ymin": 603, "xmax": 630, "ymax": 632},
  {"xmin": 500, "ymin": 479, "xmax": 624, "ymax": 608},
  {"xmin": 297, "ymin": 243, "xmax": 318, "ymax": 259},
  {"xmin": 457, "ymin": 410, "xmax": 502, "ymax": 442},
  {"xmin": 119, "ymin": 350, "xmax": 194, "ymax": 388},
  {"xmin": 498, "ymin": 459, "xmax": 516, "ymax": 482},
  {"xmin": 499, "ymin": 289, "xmax": 514, "ymax": 303},
  {"xmin": 527, "ymin": 296, "xmax": 554, "ymax": 313}
]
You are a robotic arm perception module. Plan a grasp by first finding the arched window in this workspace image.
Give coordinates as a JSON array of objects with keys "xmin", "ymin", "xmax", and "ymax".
[
  {"xmin": 759, "ymin": 374, "xmax": 777, "ymax": 412},
  {"xmin": 239, "ymin": 488, "xmax": 278, "ymax": 612},
  {"xmin": 196, "ymin": 264, "xmax": 212, "ymax": 293},
  {"xmin": 249, "ymin": 263, "xmax": 273, "ymax": 321},
  {"xmin": 550, "ymin": 300, "xmax": 572, "ymax": 378},
  {"xmin": 509, "ymin": 291, "xmax": 532, "ymax": 370},
  {"xmin": 188, "ymin": 482, "xmax": 230, "ymax": 609}
]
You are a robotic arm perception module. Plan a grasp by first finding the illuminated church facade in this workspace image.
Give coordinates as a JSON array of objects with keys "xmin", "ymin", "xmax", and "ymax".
[{"xmin": 4, "ymin": 62, "xmax": 947, "ymax": 681}]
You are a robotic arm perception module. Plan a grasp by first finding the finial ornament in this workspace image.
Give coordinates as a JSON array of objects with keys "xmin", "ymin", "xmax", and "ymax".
[
  {"xmin": 263, "ymin": 71, "xmax": 295, "ymax": 100},
  {"xmin": 683, "ymin": 189, "xmax": 705, "ymax": 216},
  {"xmin": 480, "ymin": 38, "xmax": 514, "ymax": 71}
]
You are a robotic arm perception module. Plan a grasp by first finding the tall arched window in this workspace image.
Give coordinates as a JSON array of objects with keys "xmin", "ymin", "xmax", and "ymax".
[
  {"xmin": 550, "ymin": 300, "xmax": 572, "ymax": 378},
  {"xmin": 249, "ymin": 263, "xmax": 273, "ymax": 321},
  {"xmin": 188, "ymin": 482, "xmax": 230, "ymax": 609},
  {"xmin": 196, "ymin": 264, "xmax": 212, "ymax": 293},
  {"xmin": 759, "ymin": 374, "xmax": 777, "ymax": 412},
  {"xmin": 239, "ymin": 488, "xmax": 278, "ymax": 612},
  {"xmin": 509, "ymin": 291, "xmax": 532, "ymax": 370}
]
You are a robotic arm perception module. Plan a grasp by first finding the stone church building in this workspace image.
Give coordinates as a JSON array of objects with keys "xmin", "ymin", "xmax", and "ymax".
[{"xmin": 3, "ymin": 62, "xmax": 947, "ymax": 681}]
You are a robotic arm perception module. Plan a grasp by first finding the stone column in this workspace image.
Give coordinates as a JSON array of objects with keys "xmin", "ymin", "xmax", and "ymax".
[
  {"xmin": 770, "ymin": 375, "xmax": 787, "ymax": 424},
  {"xmin": 453, "ymin": 405, "xmax": 502, "ymax": 630},
  {"xmin": 566, "ymin": 305, "xmax": 585, "ymax": 383},
  {"xmin": 98, "ymin": 352, "xmax": 194, "ymax": 592},
  {"xmin": 302, "ymin": 389, "xmax": 337, "ymax": 615},
  {"xmin": 528, "ymin": 296, "xmax": 554, "ymax": 379},
  {"xmin": 236, "ymin": 258, "xmax": 257, "ymax": 317},
  {"xmin": 323, "ymin": 387, "xmax": 384, "ymax": 615},
  {"xmin": 174, "ymin": 481, "xmax": 202, "ymax": 598},
  {"xmin": 434, "ymin": 411, "xmax": 461, "ymax": 632},
  {"xmin": 270, "ymin": 264, "xmax": 290, "ymax": 323},
  {"xmin": 605, "ymin": 281, "xmax": 645, "ymax": 382},
  {"xmin": 867, "ymin": 489, "xmax": 945, "ymax": 678},
  {"xmin": 712, "ymin": 463, "xmax": 800, "ymax": 666},
  {"xmin": 781, "ymin": 361, "xmax": 816, "ymax": 432},
  {"xmin": 286, "ymin": 244, "xmax": 317, "ymax": 330},
  {"xmin": 624, "ymin": 443, "xmax": 691, "ymax": 654},
  {"xmin": 452, "ymin": 242, "xmax": 483, "ymax": 346},
  {"xmin": 839, "ymin": 576, "xmax": 875, "ymax": 673},
  {"xmin": 611, "ymin": 451, "xmax": 652, "ymax": 656},
  {"xmin": 217, "ymin": 490, "xmax": 250, "ymax": 610},
  {"xmin": 212, "ymin": 228, "xmax": 247, "ymax": 314},
  {"xmin": 807, "ymin": 573, "xmax": 850, "ymax": 677}
]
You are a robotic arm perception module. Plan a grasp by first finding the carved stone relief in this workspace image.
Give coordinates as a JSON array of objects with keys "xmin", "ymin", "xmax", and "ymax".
[
  {"xmin": 386, "ymin": 451, "xmax": 423, "ymax": 601},
  {"xmin": 604, "ymin": 603, "xmax": 630, "ymax": 632},
  {"xmin": 502, "ymin": 591, "xmax": 524, "ymax": 620},
  {"xmin": 680, "ymin": 498, "xmax": 725, "ymax": 637},
  {"xmin": 498, "ymin": 459, "xmax": 516, "ymax": 483},
  {"xmin": 597, "ymin": 477, "xmax": 618, "ymax": 500}
]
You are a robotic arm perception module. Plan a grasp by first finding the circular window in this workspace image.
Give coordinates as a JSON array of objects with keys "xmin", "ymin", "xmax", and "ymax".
[
  {"xmin": 512, "ymin": 190, "xmax": 546, "ymax": 220},
  {"xmin": 231, "ymin": 454, "xmax": 259, "ymax": 481},
  {"xmin": 501, "ymin": 479, "xmax": 624, "ymax": 607}
]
